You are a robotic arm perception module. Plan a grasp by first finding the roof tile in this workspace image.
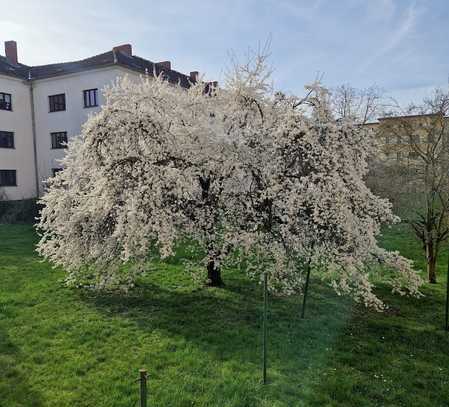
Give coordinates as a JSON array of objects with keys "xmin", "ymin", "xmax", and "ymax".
[{"xmin": 0, "ymin": 50, "xmax": 194, "ymax": 88}]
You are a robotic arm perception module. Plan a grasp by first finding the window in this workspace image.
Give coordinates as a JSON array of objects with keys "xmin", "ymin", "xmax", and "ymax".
[
  {"xmin": 49, "ymin": 94, "xmax": 66, "ymax": 112},
  {"xmin": 52, "ymin": 168, "xmax": 63, "ymax": 177},
  {"xmin": 0, "ymin": 131, "xmax": 14, "ymax": 148},
  {"xmin": 51, "ymin": 131, "xmax": 68, "ymax": 149},
  {"xmin": 0, "ymin": 92, "xmax": 12, "ymax": 111},
  {"xmin": 396, "ymin": 135, "xmax": 402, "ymax": 144},
  {"xmin": 408, "ymin": 151, "xmax": 419, "ymax": 159},
  {"xmin": 396, "ymin": 151, "xmax": 402, "ymax": 160},
  {"xmin": 0, "ymin": 170, "xmax": 16, "ymax": 186},
  {"xmin": 409, "ymin": 134, "xmax": 420, "ymax": 144},
  {"xmin": 427, "ymin": 133, "xmax": 435, "ymax": 143},
  {"xmin": 83, "ymin": 89, "xmax": 98, "ymax": 108}
]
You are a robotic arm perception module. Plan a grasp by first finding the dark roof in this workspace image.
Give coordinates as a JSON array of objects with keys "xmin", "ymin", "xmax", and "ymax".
[
  {"xmin": 0, "ymin": 49, "xmax": 193, "ymax": 88},
  {"xmin": 0, "ymin": 55, "xmax": 30, "ymax": 79}
]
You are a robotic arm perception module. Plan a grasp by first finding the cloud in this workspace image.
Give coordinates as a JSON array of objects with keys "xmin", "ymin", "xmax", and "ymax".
[
  {"xmin": 0, "ymin": 21, "xmax": 25, "ymax": 36},
  {"xmin": 1, "ymin": 0, "xmax": 445, "ymax": 107},
  {"xmin": 386, "ymin": 84, "xmax": 439, "ymax": 106},
  {"xmin": 272, "ymin": 0, "xmax": 323, "ymax": 21},
  {"xmin": 356, "ymin": 2, "xmax": 419, "ymax": 75},
  {"xmin": 370, "ymin": 0, "xmax": 396, "ymax": 20}
]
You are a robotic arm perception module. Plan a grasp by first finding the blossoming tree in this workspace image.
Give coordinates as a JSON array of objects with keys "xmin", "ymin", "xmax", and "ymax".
[
  {"xmin": 37, "ymin": 56, "xmax": 422, "ymax": 309},
  {"xmin": 220, "ymin": 56, "xmax": 423, "ymax": 310},
  {"xmin": 37, "ymin": 74, "xmax": 246, "ymax": 288}
]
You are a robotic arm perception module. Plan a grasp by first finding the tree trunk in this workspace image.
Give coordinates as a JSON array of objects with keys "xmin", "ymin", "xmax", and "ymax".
[
  {"xmin": 300, "ymin": 261, "xmax": 311, "ymax": 319},
  {"xmin": 426, "ymin": 242, "xmax": 437, "ymax": 283},
  {"xmin": 427, "ymin": 256, "xmax": 437, "ymax": 284},
  {"xmin": 207, "ymin": 259, "xmax": 223, "ymax": 287}
]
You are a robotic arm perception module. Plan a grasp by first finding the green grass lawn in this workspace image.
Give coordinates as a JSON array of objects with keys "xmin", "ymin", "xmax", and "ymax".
[{"xmin": 1, "ymin": 224, "xmax": 449, "ymax": 406}]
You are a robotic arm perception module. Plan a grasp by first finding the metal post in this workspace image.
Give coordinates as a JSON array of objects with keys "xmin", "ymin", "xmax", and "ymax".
[
  {"xmin": 445, "ymin": 251, "xmax": 449, "ymax": 331},
  {"xmin": 263, "ymin": 272, "xmax": 268, "ymax": 384},
  {"xmin": 301, "ymin": 261, "xmax": 311, "ymax": 319},
  {"xmin": 139, "ymin": 369, "xmax": 147, "ymax": 407}
]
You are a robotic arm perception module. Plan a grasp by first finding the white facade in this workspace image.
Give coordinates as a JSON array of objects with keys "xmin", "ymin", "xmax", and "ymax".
[
  {"xmin": 0, "ymin": 75, "xmax": 36, "ymax": 200},
  {"xmin": 0, "ymin": 42, "xmax": 197, "ymax": 201},
  {"xmin": 0, "ymin": 62, "xmax": 157, "ymax": 200},
  {"xmin": 32, "ymin": 66, "xmax": 140, "ymax": 195}
]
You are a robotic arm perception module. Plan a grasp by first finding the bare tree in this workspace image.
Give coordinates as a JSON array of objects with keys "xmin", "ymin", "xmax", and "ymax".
[
  {"xmin": 331, "ymin": 84, "xmax": 384, "ymax": 124},
  {"xmin": 374, "ymin": 89, "xmax": 449, "ymax": 283}
]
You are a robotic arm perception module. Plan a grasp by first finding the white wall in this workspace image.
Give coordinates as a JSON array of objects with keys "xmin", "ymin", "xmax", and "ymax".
[
  {"xmin": 0, "ymin": 75, "xmax": 36, "ymax": 200},
  {"xmin": 0, "ymin": 67, "xmax": 143, "ymax": 200},
  {"xmin": 32, "ymin": 66, "xmax": 141, "ymax": 195}
]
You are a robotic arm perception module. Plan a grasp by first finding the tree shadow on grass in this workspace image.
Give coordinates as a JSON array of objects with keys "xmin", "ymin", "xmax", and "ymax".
[
  {"xmin": 79, "ymin": 270, "xmax": 356, "ymax": 404},
  {"xmin": 297, "ymin": 281, "xmax": 449, "ymax": 406},
  {"xmin": 0, "ymin": 326, "xmax": 44, "ymax": 407}
]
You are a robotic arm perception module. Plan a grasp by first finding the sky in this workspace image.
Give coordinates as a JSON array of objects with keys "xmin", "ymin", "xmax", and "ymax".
[{"xmin": 1, "ymin": 0, "xmax": 448, "ymax": 106}]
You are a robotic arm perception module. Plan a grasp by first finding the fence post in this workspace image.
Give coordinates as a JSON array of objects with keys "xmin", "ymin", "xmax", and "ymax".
[
  {"xmin": 139, "ymin": 369, "xmax": 147, "ymax": 407},
  {"xmin": 263, "ymin": 272, "xmax": 268, "ymax": 384}
]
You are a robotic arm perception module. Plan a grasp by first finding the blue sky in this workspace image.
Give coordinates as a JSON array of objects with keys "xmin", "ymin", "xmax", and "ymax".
[{"xmin": 1, "ymin": 0, "xmax": 448, "ymax": 105}]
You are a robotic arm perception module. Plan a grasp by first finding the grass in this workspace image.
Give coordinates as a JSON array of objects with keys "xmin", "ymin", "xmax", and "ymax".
[{"xmin": 1, "ymin": 224, "xmax": 449, "ymax": 406}]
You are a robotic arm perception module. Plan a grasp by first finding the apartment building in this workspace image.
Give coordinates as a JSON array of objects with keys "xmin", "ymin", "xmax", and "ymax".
[
  {"xmin": 366, "ymin": 113, "xmax": 449, "ymax": 161},
  {"xmin": 0, "ymin": 41, "xmax": 199, "ymax": 200}
]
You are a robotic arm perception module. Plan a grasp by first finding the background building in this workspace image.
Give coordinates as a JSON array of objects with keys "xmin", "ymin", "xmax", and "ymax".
[
  {"xmin": 0, "ymin": 41, "xmax": 199, "ymax": 200},
  {"xmin": 369, "ymin": 113, "xmax": 448, "ymax": 161}
]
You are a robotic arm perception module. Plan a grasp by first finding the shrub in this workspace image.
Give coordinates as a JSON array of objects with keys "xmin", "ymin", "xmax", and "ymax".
[{"xmin": 0, "ymin": 199, "xmax": 40, "ymax": 224}]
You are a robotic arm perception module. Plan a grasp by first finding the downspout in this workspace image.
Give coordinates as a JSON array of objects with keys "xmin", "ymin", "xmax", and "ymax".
[{"xmin": 28, "ymin": 74, "xmax": 40, "ymax": 198}]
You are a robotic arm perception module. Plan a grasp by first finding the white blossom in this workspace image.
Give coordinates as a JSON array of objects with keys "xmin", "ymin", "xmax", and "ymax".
[{"xmin": 37, "ymin": 57, "xmax": 422, "ymax": 309}]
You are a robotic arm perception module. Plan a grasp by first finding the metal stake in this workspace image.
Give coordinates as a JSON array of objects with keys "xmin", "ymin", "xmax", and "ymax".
[
  {"xmin": 139, "ymin": 369, "xmax": 147, "ymax": 407},
  {"xmin": 263, "ymin": 272, "xmax": 268, "ymax": 384},
  {"xmin": 445, "ymin": 251, "xmax": 449, "ymax": 331}
]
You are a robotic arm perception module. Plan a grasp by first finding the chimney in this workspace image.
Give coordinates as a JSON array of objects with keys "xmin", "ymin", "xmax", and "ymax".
[
  {"xmin": 157, "ymin": 61, "xmax": 171, "ymax": 70},
  {"xmin": 5, "ymin": 41, "xmax": 18, "ymax": 65},
  {"xmin": 112, "ymin": 44, "xmax": 132, "ymax": 56},
  {"xmin": 190, "ymin": 71, "xmax": 199, "ymax": 82}
]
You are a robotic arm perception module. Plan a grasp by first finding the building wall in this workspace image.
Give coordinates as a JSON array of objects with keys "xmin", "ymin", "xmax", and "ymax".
[
  {"xmin": 0, "ymin": 75, "xmax": 36, "ymax": 200},
  {"xmin": 372, "ymin": 115, "xmax": 449, "ymax": 162},
  {"xmin": 32, "ymin": 66, "xmax": 141, "ymax": 195}
]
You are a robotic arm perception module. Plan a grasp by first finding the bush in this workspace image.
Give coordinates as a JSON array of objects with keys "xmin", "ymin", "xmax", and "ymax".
[{"xmin": 0, "ymin": 199, "xmax": 41, "ymax": 224}]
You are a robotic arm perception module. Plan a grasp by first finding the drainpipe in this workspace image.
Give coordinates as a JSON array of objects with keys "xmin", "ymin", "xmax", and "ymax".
[{"xmin": 28, "ymin": 75, "xmax": 40, "ymax": 198}]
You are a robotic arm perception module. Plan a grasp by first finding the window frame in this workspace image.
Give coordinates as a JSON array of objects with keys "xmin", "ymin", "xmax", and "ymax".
[
  {"xmin": 83, "ymin": 88, "xmax": 98, "ymax": 108},
  {"xmin": 0, "ymin": 92, "xmax": 12, "ymax": 111},
  {"xmin": 52, "ymin": 168, "xmax": 63, "ymax": 177},
  {"xmin": 0, "ymin": 131, "xmax": 14, "ymax": 149},
  {"xmin": 0, "ymin": 169, "xmax": 17, "ymax": 187},
  {"xmin": 50, "ymin": 131, "xmax": 68, "ymax": 149},
  {"xmin": 49, "ymin": 93, "xmax": 66, "ymax": 112},
  {"xmin": 409, "ymin": 134, "xmax": 420, "ymax": 145}
]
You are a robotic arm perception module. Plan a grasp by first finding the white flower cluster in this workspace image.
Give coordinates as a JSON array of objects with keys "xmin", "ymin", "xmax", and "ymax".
[{"xmin": 37, "ymin": 57, "xmax": 422, "ymax": 309}]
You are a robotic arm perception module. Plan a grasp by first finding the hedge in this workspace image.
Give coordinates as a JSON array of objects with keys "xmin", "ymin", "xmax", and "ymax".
[{"xmin": 0, "ymin": 199, "xmax": 41, "ymax": 224}]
